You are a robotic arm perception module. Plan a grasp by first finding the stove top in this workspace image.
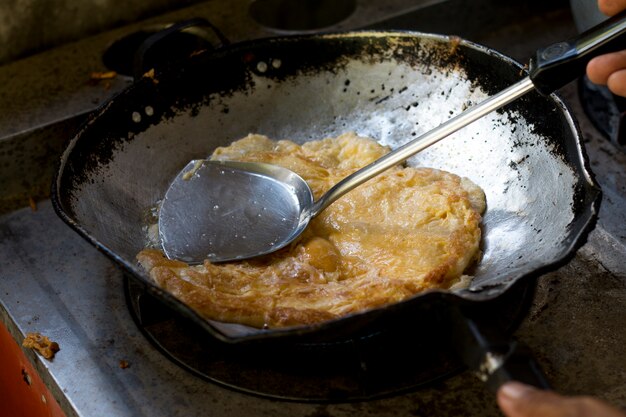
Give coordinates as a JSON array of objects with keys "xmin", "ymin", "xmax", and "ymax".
[{"xmin": 1, "ymin": 1, "xmax": 626, "ymax": 416}]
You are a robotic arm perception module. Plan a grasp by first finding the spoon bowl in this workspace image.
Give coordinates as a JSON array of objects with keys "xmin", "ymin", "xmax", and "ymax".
[{"xmin": 159, "ymin": 160, "xmax": 313, "ymax": 263}]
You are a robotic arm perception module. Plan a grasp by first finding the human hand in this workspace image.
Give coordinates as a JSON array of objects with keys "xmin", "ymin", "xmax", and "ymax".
[
  {"xmin": 586, "ymin": 0, "xmax": 626, "ymax": 96},
  {"xmin": 497, "ymin": 382, "xmax": 626, "ymax": 417}
]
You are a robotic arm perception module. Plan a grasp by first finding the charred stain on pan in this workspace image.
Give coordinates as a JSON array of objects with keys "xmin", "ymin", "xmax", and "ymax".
[
  {"xmin": 207, "ymin": 34, "xmax": 467, "ymax": 141},
  {"xmin": 458, "ymin": 40, "xmax": 600, "ymax": 225},
  {"xmin": 458, "ymin": 42, "xmax": 575, "ymax": 164},
  {"xmin": 226, "ymin": 33, "xmax": 465, "ymax": 87}
]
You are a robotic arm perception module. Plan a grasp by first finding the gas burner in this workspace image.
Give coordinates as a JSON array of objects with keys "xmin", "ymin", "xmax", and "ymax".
[{"xmin": 124, "ymin": 277, "xmax": 535, "ymax": 401}]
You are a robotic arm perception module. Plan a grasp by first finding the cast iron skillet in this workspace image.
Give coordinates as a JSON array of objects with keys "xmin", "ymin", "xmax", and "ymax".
[{"xmin": 52, "ymin": 21, "xmax": 601, "ymax": 390}]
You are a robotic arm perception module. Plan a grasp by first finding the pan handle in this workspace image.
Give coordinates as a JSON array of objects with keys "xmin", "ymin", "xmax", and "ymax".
[
  {"xmin": 529, "ymin": 9, "xmax": 626, "ymax": 95},
  {"xmin": 449, "ymin": 305, "xmax": 550, "ymax": 392},
  {"xmin": 133, "ymin": 17, "xmax": 230, "ymax": 80}
]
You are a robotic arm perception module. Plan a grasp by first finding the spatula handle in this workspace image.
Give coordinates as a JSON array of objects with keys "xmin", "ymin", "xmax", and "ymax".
[{"xmin": 530, "ymin": 9, "xmax": 626, "ymax": 95}]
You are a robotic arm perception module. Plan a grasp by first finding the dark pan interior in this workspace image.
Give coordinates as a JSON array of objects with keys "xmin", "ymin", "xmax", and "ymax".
[{"xmin": 52, "ymin": 32, "xmax": 600, "ymax": 342}]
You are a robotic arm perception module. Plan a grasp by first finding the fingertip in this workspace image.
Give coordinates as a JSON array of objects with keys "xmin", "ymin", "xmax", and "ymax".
[
  {"xmin": 585, "ymin": 51, "xmax": 626, "ymax": 87},
  {"xmin": 587, "ymin": 56, "xmax": 608, "ymax": 85},
  {"xmin": 497, "ymin": 382, "xmax": 538, "ymax": 417},
  {"xmin": 498, "ymin": 382, "xmax": 536, "ymax": 400},
  {"xmin": 607, "ymin": 68, "xmax": 626, "ymax": 97}
]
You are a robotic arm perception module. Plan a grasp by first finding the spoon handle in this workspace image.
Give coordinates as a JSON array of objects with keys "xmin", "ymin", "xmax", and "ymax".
[
  {"xmin": 309, "ymin": 77, "xmax": 535, "ymax": 216},
  {"xmin": 529, "ymin": 8, "xmax": 626, "ymax": 95}
]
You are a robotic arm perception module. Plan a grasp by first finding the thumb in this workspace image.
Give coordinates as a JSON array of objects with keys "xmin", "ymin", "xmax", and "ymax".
[
  {"xmin": 497, "ymin": 382, "xmax": 626, "ymax": 417},
  {"xmin": 497, "ymin": 382, "xmax": 567, "ymax": 417}
]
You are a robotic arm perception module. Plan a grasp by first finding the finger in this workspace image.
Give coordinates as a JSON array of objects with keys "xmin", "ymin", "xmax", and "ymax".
[
  {"xmin": 497, "ymin": 382, "xmax": 626, "ymax": 417},
  {"xmin": 586, "ymin": 50, "xmax": 626, "ymax": 84},
  {"xmin": 497, "ymin": 382, "xmax": 575, "ymax": 417},
  {"xmin": 607, "ymin": 68, "xmax": 626, "ymax": 96},
  {"xmin": 598, "ymin": 0, "xmax": 626, "ymax": 16}
]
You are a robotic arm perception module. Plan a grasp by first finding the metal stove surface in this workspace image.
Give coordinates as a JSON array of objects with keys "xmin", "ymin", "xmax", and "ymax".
[{"xmin": 1, "ymin": 1, "xmax": 626, "ymax": 416}]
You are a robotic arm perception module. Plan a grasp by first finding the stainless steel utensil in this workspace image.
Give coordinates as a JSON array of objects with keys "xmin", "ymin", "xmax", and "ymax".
[{"xmin": 159, "ymin": 79, "xmax": 535, "ymax": 263}]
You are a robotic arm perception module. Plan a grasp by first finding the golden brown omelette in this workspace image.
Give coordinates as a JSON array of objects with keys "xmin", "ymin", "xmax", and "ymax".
[{"xmin": 137, "ymin": 132, "xmax": 485, "ymax": 328}]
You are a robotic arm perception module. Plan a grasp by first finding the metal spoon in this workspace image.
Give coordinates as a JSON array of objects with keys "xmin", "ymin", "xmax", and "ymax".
[{"xmin": 158, "ymin": 12, "xmax": 626, "ymax": 264}]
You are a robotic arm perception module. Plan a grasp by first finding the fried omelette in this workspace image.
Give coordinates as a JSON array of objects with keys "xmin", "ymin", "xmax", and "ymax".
[{"xmin": 137, "ymin": 132, "xmax": 486, "ymax": 328}]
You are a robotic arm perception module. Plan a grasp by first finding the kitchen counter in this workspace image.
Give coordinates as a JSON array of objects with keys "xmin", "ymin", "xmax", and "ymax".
[{"xmin": 1, "ymin": 1, "xmax": 625, "ymax": 416}]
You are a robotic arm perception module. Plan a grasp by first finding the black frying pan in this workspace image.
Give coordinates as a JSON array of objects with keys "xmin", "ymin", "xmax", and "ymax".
[{"xmin": 52, "ymin": 17, "xmax": 608, "ymax": 390}]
